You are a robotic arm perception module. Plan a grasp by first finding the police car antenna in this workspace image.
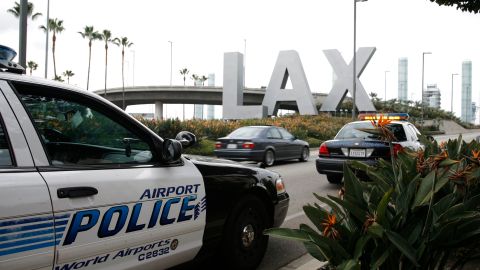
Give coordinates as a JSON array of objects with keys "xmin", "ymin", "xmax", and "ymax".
[{"xmin": 0, "ymin": 45, "xmax": 26, "ymax": 74}]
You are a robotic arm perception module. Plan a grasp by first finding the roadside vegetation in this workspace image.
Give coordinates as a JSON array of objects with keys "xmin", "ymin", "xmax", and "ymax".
[{"xmin": 267, "ymin": 117, "xmax": 480, "ymax": 269}]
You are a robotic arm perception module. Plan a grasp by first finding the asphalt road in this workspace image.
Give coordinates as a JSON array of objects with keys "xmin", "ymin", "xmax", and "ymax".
[{"xmin": 257, "ymin": 154, "xmax": 339, "ymax": 270}]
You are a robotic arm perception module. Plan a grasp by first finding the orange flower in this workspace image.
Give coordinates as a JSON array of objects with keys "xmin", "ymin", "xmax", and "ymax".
[
  {"xmin": 363, "ymin": 212, "xmax": 377, "ymax": 233},
  {"xmin": 370, "ymin": 116, "xmax": 396, "ymax": 141},
  {"xmin": 472, "ymin": 150, "xmax": 480, "ymax": 159},
  {"xmin": 321, "ymin": 213, "xmax": 340, "ymax": 239},
  {"xmin": 449, "ymin": 164, "xmax": 472, "ymax": 184}
]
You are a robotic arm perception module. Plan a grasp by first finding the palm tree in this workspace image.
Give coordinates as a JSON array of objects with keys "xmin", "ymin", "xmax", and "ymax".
[
  {"xmin": 40, "ymin": 18, "xmax": 64, "ymax": 78},
  {"xmin": 100, "ymin": 30, "xmax": 113, "ymax": 97},
  {"xmin": 7, "ymin": 2, "xmax": 42, "ymax": 20},
  {"xmin": 27, "ymin": 61, "xmax": 38, "ymax": 75},
  {"xmin": 53, "ymin": 75, "xmax": 64, "ymax": 82},
  {"xmin": 113, "ymin": 37, "xmax": 133, "ymax": 110},
  {"xmin": 179, "ymin": 68, "xmax": 189, "ymax": 86},
  {"xmin": 63, "ymin": 70, "xmax": 74, "ymax": 84},
  {"xmin": 191, "ymin": 74, "xmax": 199, "ymax": 86},
  {"xmin": 201, "ymin": 75, "xmax": 208, "ymax": 86},
  {"xmin": 78, "ymin": 26, "xmax": 101, "ymax": 90}
]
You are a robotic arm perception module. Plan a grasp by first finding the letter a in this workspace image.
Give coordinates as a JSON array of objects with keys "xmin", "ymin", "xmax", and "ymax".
[{"xmin": 262, "ymin": 50, "xmax": 318, "ymax": 116}]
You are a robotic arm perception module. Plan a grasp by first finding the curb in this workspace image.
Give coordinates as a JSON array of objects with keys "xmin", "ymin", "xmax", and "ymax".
[{"xmin": 279, "ymin": 253, "xmax": 326, "ymax": 270}]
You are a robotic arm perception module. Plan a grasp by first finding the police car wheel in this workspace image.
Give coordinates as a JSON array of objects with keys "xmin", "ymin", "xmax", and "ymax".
[
  {"xmin": 263, "ymin": 150, "xmax": 275, "ymax": 167},
  {"xmin": 326, "ymin": 173, "xmax": 343, "ymax": 184},
  {"xmin": 299, "ymin": 147, "xmax": 309, "ymax": 162},
  {"xmin": 222, "ymin": 195, "xmax": 269, "ymax": 270}
]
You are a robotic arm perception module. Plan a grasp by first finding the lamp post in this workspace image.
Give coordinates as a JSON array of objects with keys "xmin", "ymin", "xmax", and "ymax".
[
  {"xmin": 44, "ymin": 0, "xmax": 50, "ymax": 78},
  {"xmin": 384, "ymin": 70, "xmax": 390, "ymax": 107},
  {"xmin": 168, "ymin": 41, "xmax": 173, "ymax": 86},
  {"xmin": 353, "ymin": 0, "xmax": 367, "ymax": 120},
  {"xmin": 451, "ymin": 73, "xmax": 458, "ymax": 113},
  {"xmin": 244, "ymin": 38, "xmax": 246, "ymax": 88},
  {"xmin": 421, "ymin": 52, "xmax": 432, "ymax": 125}
]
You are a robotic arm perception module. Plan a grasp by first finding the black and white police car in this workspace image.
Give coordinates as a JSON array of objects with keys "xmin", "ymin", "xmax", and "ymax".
[
  {"xmin": 0, "ymin": 46, "xmax": 289, "ymax": 270},
  {"xmin": 316, "ymin": 113, "xmax": 424, "ymax": 184}
]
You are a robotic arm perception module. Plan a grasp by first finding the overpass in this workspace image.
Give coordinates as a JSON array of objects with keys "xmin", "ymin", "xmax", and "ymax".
[{"xmin": 93, "ymin": 86, "xmax": 328, "ymax": 119}]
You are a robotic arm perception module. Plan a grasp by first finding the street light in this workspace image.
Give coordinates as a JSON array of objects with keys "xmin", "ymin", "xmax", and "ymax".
[
  {"xmin": 421, "ymin": 52, "xmax": 432, "ymax": 125},
  {"xmin": 384, "ymin": 70, "xmax": 390, "ymax": 107},
  {"xmin": 44, "ymin": 0, "xmax": 50, "ymax": 78},
  {"xmin": 244, "ymin": 38, "xmax": 246, "ymax": 88},
  {"xmin": 353, "ymin": 0, "xmax": 367, "ymax": 120},
  {"xmin": 168, "ymin": 41, "xmax": 173, "ymax": 86},
  {"xmin": 451, "ymin": 73, "xmax": 459, "ymax": 113}
]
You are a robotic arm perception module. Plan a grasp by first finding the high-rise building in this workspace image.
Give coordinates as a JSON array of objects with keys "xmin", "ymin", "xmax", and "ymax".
[
  {"xmin": 398, "ymin": 58, "xmax": 408, "ymax": 102},
  {"xmin": 423, "ymin": 84, "xmax": 441, "ymax": 109},
  {"xmin": 206, "ymin": 73, "xmax": 215, "ymax": 120},
  {"xmin": 472, "ymin": 102, "xmax": 477, "ymax": 124},
  {"xmin": 461, "ymin": 61, "xmax": 472, "ymax": 123}
]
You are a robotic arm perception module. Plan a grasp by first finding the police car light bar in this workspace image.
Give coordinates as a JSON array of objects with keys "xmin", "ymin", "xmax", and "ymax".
[
  {"xmin": 358, "ymin": 113, "xmax": 409, "ymax": 121},
  {"xmin": 0, "ymin": 45, "xmax": 25, "ymax": 74}
]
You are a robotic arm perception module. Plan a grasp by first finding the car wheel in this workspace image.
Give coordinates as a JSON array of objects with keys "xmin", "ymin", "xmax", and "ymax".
[
  {"xmin": 299, "ymin": 147, "xmax": 309, "ymax": 162},
  {"xmin": 326, "ymin": 174, "xmax": 343, "ymax": 184},
  {"xmin": 263, "ymin": 150, "xmax": 275, "ymax": 167},
  {"xmin": 222, "ymin": 195, "xmax": 269, "ymax": 270}
]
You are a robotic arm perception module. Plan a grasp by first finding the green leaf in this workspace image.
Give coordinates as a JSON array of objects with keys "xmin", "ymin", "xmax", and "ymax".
[
  {"xmin": 303, "ymin": 241, "xmax": 329, "ymax": 262},
  {"xmin": 413, "ymin": 170, "xmax": 449, "ymax": 208},
  {"xmin": 439, "ymin": 158, "xmax": 459, "ymax": 167},
  {"xmin": 385, "ymin": 230, "xmax": 419, "ymax": 266},
  {"xmin": 264, "ymin": 228, "xmax": 310, "ymax": 242},
  {"xmin": 337, "ymin": 259, "xmax": 360, "ymax": 270},
  {"xmin": 343, "ymin": 164, "xmax": 366, "ymax": 207},
  {"xmin": 367, "ymin": 222, "xmax": 384, "ymax": 238},
  {"xmin": 328, "ymin": 195, "xmax": 368, "ymax": 222},
  {"xmin": 353, "ymin": 235, "xmax": 371, "ymax": 260},
  {"xmin": 371, "ymin": 247, "xmax": 393, "ymax": 269},
  {"xmin": 313, "ymin": 193, "xmax": 346, "ymax": 220},
  {"xmin": 303, "ymin": 204, "xmax": 328, "ymax": 233},
  {"xmin": 377, "ymin": 188, "xmax": 394, "ymax": 225}
]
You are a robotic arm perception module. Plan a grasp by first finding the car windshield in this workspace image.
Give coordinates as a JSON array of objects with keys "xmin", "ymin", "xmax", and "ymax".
[
  {"xmin": 335, "ymin": 122, "xmax": 407, "ymax": 142},
  {"xmin": 227, "ymin": 127, "xmax": 264, "ymax": 138}
]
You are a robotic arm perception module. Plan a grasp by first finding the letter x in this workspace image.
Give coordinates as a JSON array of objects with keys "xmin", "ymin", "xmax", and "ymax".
[{"xmin": 320, "ymin": 47, "xmax": 376, "ymax": 112}]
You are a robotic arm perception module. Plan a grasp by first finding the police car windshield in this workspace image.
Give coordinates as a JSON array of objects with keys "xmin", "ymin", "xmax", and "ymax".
[
  {"xmin": 227, "ymin": 127, "xmax": 264, "ymax": 138},
  {"xmin": 335, "ymin": 122, "xmax": 407, "ymax": 142}
]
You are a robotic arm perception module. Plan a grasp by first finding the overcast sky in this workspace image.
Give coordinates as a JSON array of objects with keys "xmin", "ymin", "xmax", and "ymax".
[{"xmin": 1, "ymin": 0, "xmax": 479, "ymax": 118}]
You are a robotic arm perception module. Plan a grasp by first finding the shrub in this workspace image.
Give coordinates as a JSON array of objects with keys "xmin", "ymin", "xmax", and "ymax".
[{"xmin": 266, "ymin": 135, "xmax": 480, "ymax": 269}]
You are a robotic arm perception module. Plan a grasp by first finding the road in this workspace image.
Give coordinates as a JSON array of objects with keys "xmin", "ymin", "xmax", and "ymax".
[{"xmin": 257, "ymin": 155, "xmax": 338, "ymax": 270}]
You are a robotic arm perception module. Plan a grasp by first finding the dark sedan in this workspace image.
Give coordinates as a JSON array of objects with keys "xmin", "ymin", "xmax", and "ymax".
[
  {"xmin": 316, "ymin": 114, "xmax": 424, "ymax": 184},
  {"xmin": 214, "ymin": 126, "xmax": 310, "ymax": 166}
]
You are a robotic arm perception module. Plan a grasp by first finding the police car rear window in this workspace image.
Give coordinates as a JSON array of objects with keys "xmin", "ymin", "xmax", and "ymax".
[
  {"xmin": 0, "ymin": 119, "xmax": 12, "ymax": 166},
  {"xmin": 335, "ymin": 122, "xmax": 407, "ymax": 142}
]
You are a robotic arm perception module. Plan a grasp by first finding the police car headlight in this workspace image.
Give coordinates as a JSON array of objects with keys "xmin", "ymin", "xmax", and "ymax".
[{"xmin": 275, "ymin": 178, "xmax": 286, "ymax": 195}]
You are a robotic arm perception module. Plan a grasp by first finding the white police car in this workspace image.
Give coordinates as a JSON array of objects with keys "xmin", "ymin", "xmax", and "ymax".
[{"xmin": 0, "ymin": 46, "xmax": 289, "ymax": 270}]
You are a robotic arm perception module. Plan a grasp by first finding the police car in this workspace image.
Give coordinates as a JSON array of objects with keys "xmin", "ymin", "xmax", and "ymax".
[
  {"xmin": 0, "ymin": 46, "xmax": 289, "ymax": 270},
  {"xmin": 316, "ymin": 113, "xmax": 424, "ymax": 184}
]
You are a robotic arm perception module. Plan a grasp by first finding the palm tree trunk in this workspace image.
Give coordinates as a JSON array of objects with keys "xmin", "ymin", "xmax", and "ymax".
[
  {"xmin": 52, "ymin": 34, "xmax": 57, "ymax": 77},
  {"xmin": 87, "ymin": 41, "xmax": 92, "ymax": 90},
  {"xmin": 122, "ymin": 49, "xmax": 125, "ymax": 110},
  {"xmin": 104, "ymin": 45, "xmax": 108, "ymax": 97}
]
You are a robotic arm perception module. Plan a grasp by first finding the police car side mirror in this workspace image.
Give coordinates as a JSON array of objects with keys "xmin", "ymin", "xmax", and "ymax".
[
  {"xmin": 161, "ymin": 139, "xmax": 182, "ymax": 163},
  {"xmin": 175, "ymin": 131, "xmax": 197, "ymax": 149}
]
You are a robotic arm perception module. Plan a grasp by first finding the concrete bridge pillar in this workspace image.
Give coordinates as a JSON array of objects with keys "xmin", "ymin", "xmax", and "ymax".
[{"xmin": 155, "ymin": 101, "xmax": 163, "ymax": 120}]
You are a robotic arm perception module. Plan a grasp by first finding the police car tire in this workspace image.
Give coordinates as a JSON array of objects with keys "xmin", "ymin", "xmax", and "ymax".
[
  {"xmin": 221, "ymin": 195, "xmax": 269, "ymax": 270},
  {"xmin": 299, "ymin": 147, "xmax": 309, "ymax": 162},
  {"xmin": 326, "ymin": 173, "xmax": 343, "ymax": 184}
]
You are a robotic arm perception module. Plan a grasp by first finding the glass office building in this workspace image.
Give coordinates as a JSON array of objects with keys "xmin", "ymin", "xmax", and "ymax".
[
  {"xmin": 423, "ymin": 84, "xmax": 441, "ymax": 109},
  {"xmin": 398, "ymin": 58, "xmax": 408, "ymax": 102},
  {"xmin": 462, "ymin": 61, "xmax": 472, "ymax": 123}
]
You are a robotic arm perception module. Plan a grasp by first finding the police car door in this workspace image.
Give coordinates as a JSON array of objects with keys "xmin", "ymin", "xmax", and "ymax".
[
  {"xmin": 7, "ymin": 82, "xmax": 206, "ymax": 270},
  {"xmin": 0, "ymin": 82, "xmax": 55, "ymax": 270}
]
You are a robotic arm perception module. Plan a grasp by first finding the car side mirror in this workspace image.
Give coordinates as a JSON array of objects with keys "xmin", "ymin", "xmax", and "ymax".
[
  {"xmin": 161, "ymin": 139, "xmax": 182, "ymax": 163},
  {"xmin": 175, "ymin": 131, "xmax": 197, "ymax": 149}
]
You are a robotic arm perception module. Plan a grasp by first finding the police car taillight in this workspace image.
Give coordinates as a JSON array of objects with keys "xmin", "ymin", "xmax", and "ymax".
[
  {"xmin": 215, "ymin": 142, "xmax": 222, "ymax": 149},
  {"xmin": 387, "ymin": 143, "xmax": 403, "ymax": 157},
  {"xmin": 319, "ymin": 143, "xmax": 329, "ymax": 156},
  {"xmin": 358, "ymin": 113, "xmax": 409, "ymax": 121}
]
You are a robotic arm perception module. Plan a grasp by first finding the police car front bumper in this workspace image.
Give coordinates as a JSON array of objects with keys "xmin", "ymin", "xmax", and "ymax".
[{"xmin": 273, "ymin": 192, "xmax": 289, "ymax": 228}]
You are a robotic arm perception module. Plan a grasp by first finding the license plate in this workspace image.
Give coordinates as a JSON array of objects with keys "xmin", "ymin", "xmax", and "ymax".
[
  {"xmin": 349, "ymin": 149, "xmax": 366, "ymax": 157},
  {"xmin": 227, "ymin": 144, "xmax": 237, "ymax": 149}
]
